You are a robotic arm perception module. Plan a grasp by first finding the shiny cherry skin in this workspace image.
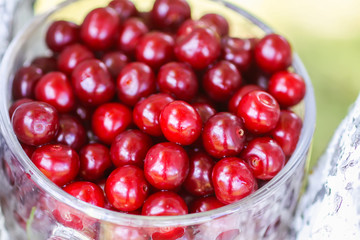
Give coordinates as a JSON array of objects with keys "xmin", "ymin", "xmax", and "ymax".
[
  {"xmin": 92, "ymin": 103, "xmax": 132, "ymax": 145},
  {"xmin": 200, "ymin": 13, "xmax": 229, "ymax": 37},
  {"xmin": 63, "ymin": 181, "xmax": 105, "ymax": 207},
  {"xmin": 212, "ymin": 157, "xmax": 257, "ymax": 204},
  {"xmin": 108, "ymin": 0, "xmax": 138, "ymax": 21},
  {"xmin": 45, "ymin": 20, "xmax": 79, "ymax": 52},
  {"xmin": 57, "ymin": 44, "xmax": 94, "ymax": 75},
  {"xmin": 136, "ymin": 32, "xmax": 174, "ymax": 69},
  {"xmin": 202, "ymin": 112, "xmax": 246, "ymax": 158},
  {"xmin": 151, "ymin": 0, "xmax": 191, "ymax": 30},
  {"xmin": 117, "ymin": 62, "xmax": 156, "ymax": 106},
  {"xmin": 183, "ymin": 151, "xmax": 215, "ymax": 197},
  {"xmin": 190, "ymin": 196, "xmax": 225, "ymax": 213},
  {"xmin": 12, "ymin": 66, "xmax": 43, "ymax": 100},
  {"xmin": 79, "ymin": 143, "xmax": 112, "ymax": 181},
  {"xmin": 72, "ymin": 103, "xmax": 94, "ymax": 126},
  {"xmin": 254, "ymin": 33, "xmax": 292, "ymax": 74},
  {"xmin": 105, "ymin": 165, "xmax": 149, "ymax": 211},
  {"xmin": 159, "ymin": 101, "xmax": 202, "ymax": 145},
  {"xmin": 31, "ymin": 56, "xmax": 57, "ymax": 74},
  {"xmin": 203, "ymin": 60, "xmax": 242, "ymax": 102},
  {"xmin": 31, "ymin": 144, "xmax": 80, "ymax": 186},
  {"xmin": 12, "ymin": 101, "xmax": 59, "ymax": 146},
  {"xmin": 221, "ymin": 37, "xmax": 254, "ymax": 73},
  {"xmin": 144, "ymin": 142, "xmax": 189, "ymax": 190},
  {"xmin": 228, "ymin": 85, "xmax": 261, "ymax": 114},
  {"xmin": 101, "ymin": 51, "xmax": 129, "ymax": 79},
  {"xmin": 241, "ymin": 137, "xmax": 285, "ymax": 180},
  {"xmin": 71, "ymin": 59, "xmax": 115, "ymax": 106},
  {"xmin": 176, "ymin": 19, "xmax": 211, "ymax": 39},
  {"xmin": 133, "ymin": 93, "xmax": 174, "ymax": 136},
  {"xmin": 80, "ymin": 7, "xmax": 120, "ymax": 51},
  {"xmin": 175, "ymin": 27, "xmax": 221, "ymax": 70},
  {"xmin": 110, "ymin": 129, "xmax": 153, "ymax": 168},
  {"xmin": 8, "ymin": 98, "xmax": 32, "ymax": 118},
  {"xmin": 192, "ymin": 102, "xmax": 216, "ymax": 124},
  {"xmin": 268, "ymin": 71, "xmax": 306, "ymax": 107},
  {"xmin": 237, "ymin": 90, "xmax": 280, "ymax": 133},
  {"xmin": 157, "ymin": 62, "xmax": 198, "ymax": 101},
  {"xmin": 270, "ymin": 110, "xmax": 302, "ymax": 156},
  {"xmin": 56, "ymin": 114, "xmax": 87, "ymax": 151},
  {"xmin": 34, "ymin": 72, "xmax": 75, "ymax": 113},
  {"xmin": 142, "ymin": 191, "xmax": 188, "ymax": 216}
]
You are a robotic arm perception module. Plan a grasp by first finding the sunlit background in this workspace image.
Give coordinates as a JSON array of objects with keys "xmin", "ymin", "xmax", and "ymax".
[{"xmin": 35, "ymin": 0, "xmax": 360, "ymax": 168}]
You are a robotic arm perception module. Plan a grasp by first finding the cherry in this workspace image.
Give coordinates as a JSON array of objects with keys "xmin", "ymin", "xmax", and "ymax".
[
  {"xmin": 212, "ymin": 157, "xmax": 257, "ymax": 204},
  {"xmin": 175, "ymin": 27, "xmax": 221, "ymax": 70},
  {"xmin": 57, "ymin": 44, "xmax": 94, "ymax": 75},
  {"xmin": 241, "ymin": 137, "xmax": 285, "ymax": 180},
  {"xmin": 203, "ymin": 60, "xmax": 242, "ymax": 102},
  {"xmin": 157, "ymin": 62, "xmax": 198, "ymax": 101},
  {"xmin": 202, "ymin": 112, "xmax": 246, "ymax": 158},
  {"xmin": 159, "ymin": 101, "xmax": 202, "ymax": 145},
  {"xmin": 237, "ymin": 90, "xmax": 280, "ymax": 133},
  {"xmin": 12, "ymin": 101, "xmax": 59, "ymax": 146},
  {"xmin": 80, "ymin": 7, "xmax": 120, "ymax": 51},
  {"xmin": 200, "ymin": 13, "xmax": 229, "ymax": 37},
  {"xmin": 8, "ymin": 98, "xmax": 32, "ymax": 118},
  {"xmin": 56, "ymin": 114, "xmax": 87, "ymax": 150},
  {"xmin": 270, "ymin": 110, "xmax": 302, "ymax": 156},
  {"xmin": 31, "ymin": 56, "xmax": 57, "ymax": 74},
  {"xmin": 92, "ymin": 102, "xmax": 132, "ymax": 145},
  {"xmin": 72, "ymin": 103, "xmax": 94, "ymax": 126},
  {"xmin": 192, "ymin": 102, "xmax": 216, "ymax": 124},
  {"xmin": 133, "ymin": 93, "xmax": 174, "ymax": 136},
  {"xmin": 105, "ymin": 165, "xmax": 149, "ymax": 211},
  {"xmin": 71, "ymin": 59, "xmax": 115, "ymax": 106},
  {"xmin": 45, "ymin": 20, "xmax": 79, "ymax": 52},
  {"xmin": 268, "ymin": 71, "xmax": 306, "ymax": 107},
  {"xmin": 108, "ymin": 0, "xmax": 138, "ymax": 21},
  {"xmin": 117, "ymin": 62, "xmax": 156, "ymax": 106},
  {"xmin": 255, "ymin": 33, "xmax": 292, "ymax": 74},
  {"xmin": 12, "ymin": 66, "xmax": 43, "ymax": 100},
  {"xmin": 34, "ymin": 72, "xmax": 75, "ymax": 113},
  {"xmin": 63, "ymin": 181, "xmax": 105, "ymax": 208},
  {"xmin": 136, "ymin": 32, "xmax": 174, "ymax": 69},
  {"xmin": 221, "ymin": 37, "xmax": 254, "ymax": 73},
  {"xmin": 101, "ymin": 51, "xmax": 129, "ymax": 79},
  {"xmin": 79, "ymin": 143, "xmax": 112, "ymax": 181},
  {"xmin": 31, "ymin": 144, "xmax": 79, "ymax": 186},
  {"xmin": 228, "ymin": 84, "xmax": 261, "ymax": 114},
  {"xmin": 144, "ymin": 142, "xmax": 189, "ymax": 190},
  {"xmin": 110, "ymin": 129, "xmax": 153, "ymax": 168},
  {"xmin": 183, "ymin": 151, "xmax": 215, "ymax": 197},
  {"xmin": 142, "ymin": 191, "xmax": 188, "ymax": 216},
  {"xmin": 190, "ymin": 196, "xmax": 225, "ymax": 213},
  {"xmin": 176, "ymin": 19, "xmax": 211, "ymax": 39}
]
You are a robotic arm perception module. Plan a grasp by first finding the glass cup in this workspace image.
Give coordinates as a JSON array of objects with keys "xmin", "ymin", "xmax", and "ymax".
[{"xmin": 0, "ymin": 0, "xmax": 316, "ymax": 239}]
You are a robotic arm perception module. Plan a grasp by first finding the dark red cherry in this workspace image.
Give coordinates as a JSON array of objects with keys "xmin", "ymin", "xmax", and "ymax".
[
  {"xmin": 56, "ymin": 114, "xmax": 87, "ymax": 151},
  {"xmin": 31, "ymin": 144, "xmax": 79, "ymax": 186},
  {"xmin": 117, "ymin": 62, "xmax": 156, "ymax": 106},
  {"xmin": 190, "ymin": 196, "xmax": 225, "ymax": 213},
  {"xmin": 108, "ymin": 0, "xmax": 138, "ymax": 21},
  {"xmin": 12, "ymin": 101, "xmax": 59, "ymax": 146},
  {"xmin": 142, "ymin": 191, "xmax": 188, "ymax": 216},
  {"xmin": 101, "ymin": 51, "xmax": 129, "ymax": 79},
  {"xmin": 12, "ymin": 66, "xmax": 43, "ymax": 100},
  {"xmin": 144, "ymin": 142, "xmax": 189, "ymax": 190},
  {"xmin": 192, "ymin": 102, "xmax": 216, "ymax": 124},
  {"xmin": 157, "ymin": 62, "xmax": 198, "ymax": 101},
  {"xmin": 222, "ymin": 37, "xmax": 254, "ymax": 73},
  {"xmin": 105, "ymin": 165, "xmax": 149, "ymax": 211},
  {"xmin": 63, "ymin": 181, "xmax": 105, "ymax": 207},
  {"xmin": 110, "ymin": 129, "xmax": 153, "ymax": 168},
  {"xmin": 31, "ymin": 56, "xmax": 57, "ymax": 74},
  {"xmin": 80, "ymin": 7, "xmax": 120, "ymax": 50},
  {"xmin": 241, "ymin": 137, "xmax": 285, "ymax": 180},
  {"xmin": 9, "ymin": 98, "xmax": 32, "ymax": 118},
  {"xmin": 72, "ymin": 103, "xmax": 94, "ymax": 126},
  {"xmin": 202, "ymin": 112, "xmax": 246, "ymax": 158},
  {"xmin": 228, "ymin": 85, "xmax": 261, "ymax": 114},
  {"xmin": 159, "ymin": 101, "xmax": 202, "ymax": 145},
  {"xmin": 92, "ymin": 103, "xmax": 132, "ymax": 145},
  {"xmin": 212, "ymin": 157, "xmax": 257, "ymax": 204},
  {"xmin": 45, "ymin": 20, "xmax": 79, "ymax": 52},
  {"xmin": 200, "ymin": 13, "xmax": 229, "ymax": 36},
  {"xmin": 57, "ymin": 44, "xmax": 94, "ymax": 75},
  {"xmin": 71, "ymin": 59, "xmax": 115, "ymax": 106},
  {"xmin": 176, "ymin": 19, "xmax": 210, "ymax": 39}
]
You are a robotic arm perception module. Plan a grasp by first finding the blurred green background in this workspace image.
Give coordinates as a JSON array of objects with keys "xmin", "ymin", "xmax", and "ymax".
[{"xmin": 35, "ymin": 0, "xmax": 360, "ymax": 169}]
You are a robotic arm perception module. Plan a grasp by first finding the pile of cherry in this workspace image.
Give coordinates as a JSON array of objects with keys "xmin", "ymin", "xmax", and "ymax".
[{"xmin": 9, "ymin": 0, "xmax": 305, "ymax": 219}]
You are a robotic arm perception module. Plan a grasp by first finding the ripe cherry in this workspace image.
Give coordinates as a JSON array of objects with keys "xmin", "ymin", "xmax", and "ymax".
[
  {"xmin": 108, "ymin": 0, "xmax": 138, "ymax": 21},
  {"xmin": 200, "ymin": 13, "xmax": 229, "ymax": 37},
  {"xmin": 56, "ymin": 114, "xmax": 87, "ymax": 151},
  {"xmin": 8, "ymin": 98, "xmax": 32, "ymax": 118},
  {"xmin": 228, "ymin": 84, "xmax": 261, "ymax": 114},
  {"xmin": 63, "ymin": 181, "xmax": 105, "ymax": 208},
  {"xmin": 101, "ymin": 51, "xmax": 129, "ymax": 79},
  {"xmin": 45, "ymin": 20, "xmax": 79, "ymax": 52},
  {"xmin": 142, "ymin": 191, "xmax": 188, "ymax": 216},
  {"xmin": 31, "ymin": 56, "xmax": 57, "ymax": 74},
  {"xmin": 57, "ymin": 44, "xmax": 94, "ymax": 75},
  {"xmin": 176, "ymin": 19, "xmax": 211, "ymax": 39},
  {"xmin": 192, "ymin": 102, "xmax": 216, "ymax": 124},
  {"xmin": 12, "ymin": 66, "xmax": 43, "ymax": 100},
  {"xmin": 190, "ymin": 196, "xmax": 225, "ymax": 213},
  {"xmin": 221, "ymin": 37, "xmax": 254, "ymax": 73}
]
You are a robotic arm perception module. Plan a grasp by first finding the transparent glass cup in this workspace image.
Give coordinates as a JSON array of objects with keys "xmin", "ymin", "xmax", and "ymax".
[{"xmin": 0, "ymin": 0, "xmax": 316, "ymax": 239}]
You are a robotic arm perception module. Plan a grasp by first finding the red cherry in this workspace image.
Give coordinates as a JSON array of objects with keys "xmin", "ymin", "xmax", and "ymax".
[
  {"xmin": 157, "ymin": 62, "xmax": 198, "ymax": 101},
  {"xmin": 71, "ymin": 59, "xmax": 115, "ymax": 106},
  {"xmin": 12, "ymin": 101, "xmax": 59, "ymax": 146},
  {"xmin": 12, "ymin": 66, "xmax": 43, "ymax": 100},
  {"xmin": 63, "ymin": 181, "xmax": 105, "ymax": 207},
  {"xmin": 212, "ymin": 157, "xmax": 257, "ymax": 204},
  {"xmin": 108, "ymin": 0, "xmax": 138, "ymax": 21},
  {"xmin": 221, "ymin": 37, "xmax": 254, "ymax": 73},
  {"xmin": 110, "ymin": 129, "xmax": 153, "ymax": 168},
  {"xmin": 57, "ymin": 44, "xmax": 94, "ymax": 75},
  {"xmin": 56, "ymin": 114, "xmax": 87, "ymax": 150},
  {"xmin": 133, "ymin": 93, "xmax": 174, "ymax": 136},
  {"xmin": 105, "ymin": 165, "xmax": 149, "ymax": 211},
  {"xmin": 117, "ymin": 62, "xmax": 156, "ymax": 106},
  {"xmin": 80, "ymin": 7, "xmax": 120, "ymax": 51},
  {"xmin": 159, "ymin": 101, "xmax": 202, "ymax": 145},
  {"xmin": 92, "ymin": 103, "xmax": 132, "ymax": 145},
  {"xmin": 31, "ymin": 56, "xmax": 57, "ymax": 74},
  {"xmin": 176, "ymin": 19, "xmax": 211, "ymax": 39},
  {"xmin": 144, "ymin": 142, "xmax": 189, "ymax": 190},
  {"xmin": 192, "ymin": 102, "xmax": 216, "ymax": 124},
  {"xmin": 8, "ymin": 98, "xmax": 32, "ymax": 118},
  {"xmin": 34, "ymin": 72, "xmax": 75, "ymax": 113},
  {"xmin": 202, "ymin": 112, "xmax": 246, "ymax": 158},
  {"xmin": 200, "ymin": 13, "xmax": 229, "ymax": 36},
  {"xmin": 31, "ymin": 144, "xmax": 79, "ymax": 186},
  {"xmin": 45, "ymin": 20, "xmax": 79, "ymax": 52},
  {"xmin": 268, "ymin": 71, "xmax": 306, "ymax": 107},
  {"xmin": 241, "ymin": 137, "xmax": 285, "ymax": 180},
  {"xmin": 101, "ymin": 51, "xmax": 129, "ymax": 79},
  {"xmin": 190, "ymin": 196, "xmax": 225, "ymax": 213},
  {"xmin": 255, "ymin": 33, "xmax": 292, "ymax": 73},
  {"xmin": 237, "ymin": 90, "xmax": 280, "ymax": 133},
  {"xmin": 142, "ymin": 191, "xmax": 188, "ymax": 216},
  {"xmin": 72, "ymin": 103, "xmax": 94, "ymax": 126},
  {"xmin": 228, "ymin": 84, "xmax": 261, "ymax": 114}
]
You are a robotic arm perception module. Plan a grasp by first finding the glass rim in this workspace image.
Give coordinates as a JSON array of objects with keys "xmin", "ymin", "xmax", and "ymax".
[{"xmin": 0, "ymin": 0, "xmax": 316, "ymax": 227}]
